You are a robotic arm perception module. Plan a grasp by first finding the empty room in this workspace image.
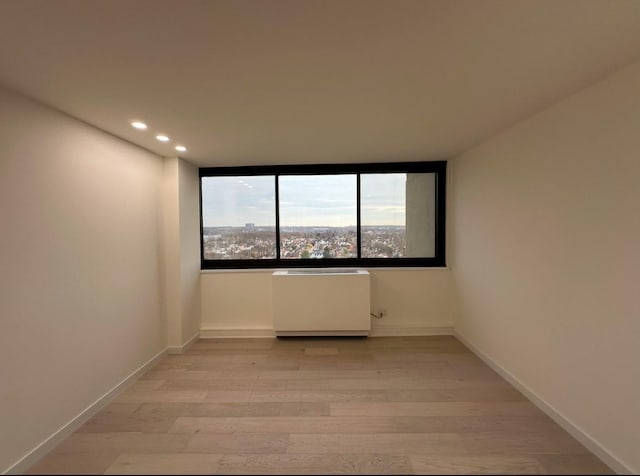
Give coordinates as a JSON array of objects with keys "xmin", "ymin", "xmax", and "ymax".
[{"xmin": 1, "ymin": 0, "xmax": 639, "ymax": 474}]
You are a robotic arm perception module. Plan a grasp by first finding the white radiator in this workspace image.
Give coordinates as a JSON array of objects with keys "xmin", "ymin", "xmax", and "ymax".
[{"xmin": 272, "ymin": 269, "xmax": 371, "ymax": 336}]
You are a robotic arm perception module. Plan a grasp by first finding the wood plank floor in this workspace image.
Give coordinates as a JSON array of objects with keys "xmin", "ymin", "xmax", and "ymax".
[{"xmin": 27, "ymin": 336, "xmax": 613, "ymax": 475}]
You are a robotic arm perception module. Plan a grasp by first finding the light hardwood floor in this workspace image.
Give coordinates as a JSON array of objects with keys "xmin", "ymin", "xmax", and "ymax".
[{"xmin": 27, "ymin": 336, "xmax": 613, "ymax": 474}]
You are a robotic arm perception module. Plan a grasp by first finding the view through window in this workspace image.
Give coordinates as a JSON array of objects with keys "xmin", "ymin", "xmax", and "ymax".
[
  {"xmin": 360, "ymin": 173, "xmax": 406, "ymax": 258},
  {"xmin": 200, "ymin": 162, "xmax": 445, "ymax": 268},
  {"xmin": 201, "ymin": 176, "xmax": 276, "ymax": 259},
  {"xmin": 279, "ymin": 175, "xmax": 357, "ymax": 259}
]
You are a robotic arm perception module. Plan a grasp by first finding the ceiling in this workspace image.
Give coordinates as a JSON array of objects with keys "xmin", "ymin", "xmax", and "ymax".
[{"xmin": 1, "ymin": 0, "xmax": 639, "ymax": 167}]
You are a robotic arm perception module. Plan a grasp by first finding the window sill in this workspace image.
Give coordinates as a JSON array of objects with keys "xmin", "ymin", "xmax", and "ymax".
[{"xmin": 200, "ymin": 267, "xmax": 450, "ymax": 274}]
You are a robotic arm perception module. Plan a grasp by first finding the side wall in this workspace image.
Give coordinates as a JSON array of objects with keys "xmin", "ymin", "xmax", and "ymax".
[
  {"xmin": 451, "ymin": 62, "xmax": 640, "ymax": 473},
  {"xmin": 163, "ymin": 157, "xmax": 201, "ymax": 351},
  {"xmin": 163, "ymin": 158, "xmax": 182, "ymax": 347},
  {"xmin": 178, "ymin": 159, "xmax": 201, "ymax": 344},
  {"xmin": 201, "ymin": 269, "xmax": 454, "ymax": 336},
  {"xmin": 0, "ymin": 88, "xmax": 166, "ymax": 473}
]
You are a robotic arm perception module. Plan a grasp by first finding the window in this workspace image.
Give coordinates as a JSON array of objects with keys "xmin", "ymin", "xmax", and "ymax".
[
  {"xmin": 200, "ymin": 161, "xmax": 446, "ymax": 268},
  {"xmin": 279, "ymin": 174, "xmax": 357, "ymax": 259},
  {"xmin": 201, "ymin": 176, "xmax": 276, "ymax": 260},
  {"xmin": 361, "ymin": 173, "xmax": 436, "ymax": 258}
]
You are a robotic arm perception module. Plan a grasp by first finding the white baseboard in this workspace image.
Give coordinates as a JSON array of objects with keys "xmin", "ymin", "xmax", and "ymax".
[
  {"xmin": 275, "ymin": 330, "xmax": 369, "ymax": 337},
  {"xmin": 199, "ymin": 326, "xmax": 453, "ymax": 338},
  {"xmin": 199, "ymin": 328, "xmax": 276, "ymax": 338},
  {"xmin": 167, "ymin": 331, "xmax": 199, "ymax": 354},
  {"xmin": 370, "ymin": 325, "xmax": 453, "ymax": 337},
  {"xmin": 453, "ymin": 330, "xmax": 634, "ymax": 475},
  {"xmin": 5, "ymin": 348, "xmax": 168, "ymax": 475}
]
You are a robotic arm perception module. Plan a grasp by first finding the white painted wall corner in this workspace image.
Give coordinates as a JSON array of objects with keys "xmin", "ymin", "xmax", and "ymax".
[
  {"xmin": 454, "ymin": 330, "xmax": 634, "ymax": 475},
  {"xmin": 167, "ymin": 332, "xmax": 200, "ymax": 354},
  {"xmin": 5, "ymin": 348, "xmax": 167, "ymax": 475}
]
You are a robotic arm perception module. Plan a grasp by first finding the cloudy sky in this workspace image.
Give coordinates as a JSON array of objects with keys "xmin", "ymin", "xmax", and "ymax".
[{"xmin": 201, "ymin": 173, "xmax": 409, "ymax": 227}]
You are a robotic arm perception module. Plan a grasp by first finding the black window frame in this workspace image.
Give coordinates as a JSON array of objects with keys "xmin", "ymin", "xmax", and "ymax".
[{"xmin": 199, "ymin": 161, "xmax": 446, "ymax": 269}]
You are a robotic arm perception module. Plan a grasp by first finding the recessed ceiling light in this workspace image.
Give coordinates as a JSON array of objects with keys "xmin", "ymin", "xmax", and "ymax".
[
  {"xmin": 175, "ymin": 145, "xmax": 187, "ymax": 152},
  {"xmin": 156, "ymin": 134, "xmax": 170, "ymax": 142},
  {"xmin": 131, "ymin": 121, "xmax": 147, "ymax": 130}
]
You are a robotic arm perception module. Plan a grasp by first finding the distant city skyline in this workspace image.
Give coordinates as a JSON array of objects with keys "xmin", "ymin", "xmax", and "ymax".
[
  {"xmin": 201, "ymin": 173, "xmax": 408, "ymax": 227},
  {"xmin": 203, "ymin": 225, "xmax": 409, "ymax": 260}
]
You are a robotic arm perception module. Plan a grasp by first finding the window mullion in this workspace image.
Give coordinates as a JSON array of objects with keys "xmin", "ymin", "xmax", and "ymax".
[
  {"xmin": 356, "ymin": 173, "xmax": 361, "ymax": 259},
  {"xmin": 275, "ymin": 174, "xmax": 281, "ymax": 260}
]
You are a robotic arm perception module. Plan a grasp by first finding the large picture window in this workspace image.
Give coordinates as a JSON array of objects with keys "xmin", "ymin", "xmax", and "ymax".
[{"xmin": 200, "ymin": 161, "xmax": 446, "ymax": 268}]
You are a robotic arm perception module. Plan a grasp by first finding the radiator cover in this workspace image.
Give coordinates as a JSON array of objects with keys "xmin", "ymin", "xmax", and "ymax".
[{"xmin": 272, "ymin": 270, "xmax": 371, "ymax": 336}]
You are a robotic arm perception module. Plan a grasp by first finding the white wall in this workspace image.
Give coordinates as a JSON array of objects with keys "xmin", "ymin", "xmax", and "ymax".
[
  {"xmin": 201, "ymin": 269, "xmax": 454, "ymax": 336},
  {"xmin": 451, "ymin": 62, "xmax": 640, "ymax": 473},
  {"xmin": 178, "ymin": 159, "xmax": 201, "ymax": 344},
  {"xmin": 0, "ymin": 87, "xmax": 166, "ymax": 473},
  {"xmin": 162, "ymin": 158, "xmax": 182, "ymax": 347},
  {"xmin": 163, "ymin": 158, "xmax": 201, "ymax": 350}
]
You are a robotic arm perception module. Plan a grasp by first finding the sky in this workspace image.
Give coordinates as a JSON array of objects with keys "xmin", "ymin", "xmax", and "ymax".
[{"xmin": 201, "ymin": 173, "xmax": 411, "ymax": 227}]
